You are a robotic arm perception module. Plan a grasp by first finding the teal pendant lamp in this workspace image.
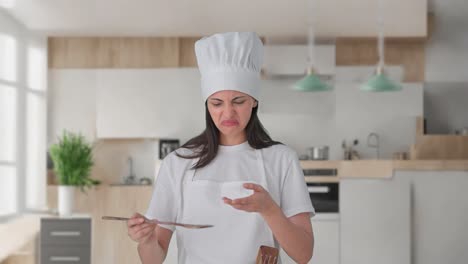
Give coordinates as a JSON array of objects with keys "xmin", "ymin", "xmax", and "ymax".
[
  {"xmin": 293, "ymin": 0, "xmax": 332, "ymax": 92},
  {"xmin": 294, "ymin": 67, "xmax": 331, "ymax": 92},
  {"xmin": 360, "ymin": 0, "xmax": 402, "ymax": 92},
  {"xmin": 361, "ymin": 65, "xmax": 402, "ymax": 92}
]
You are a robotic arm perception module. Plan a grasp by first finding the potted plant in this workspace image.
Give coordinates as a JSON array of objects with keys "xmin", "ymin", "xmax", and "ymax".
[{"xmin": 49, "ymin": 130, "xmax": 100, "ymax": 216}]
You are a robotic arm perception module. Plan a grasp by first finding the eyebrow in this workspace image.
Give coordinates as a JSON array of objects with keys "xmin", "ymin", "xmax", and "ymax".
[{"xmin": 209, "ymin": 96, "xmax": 247, "ymax": 102}]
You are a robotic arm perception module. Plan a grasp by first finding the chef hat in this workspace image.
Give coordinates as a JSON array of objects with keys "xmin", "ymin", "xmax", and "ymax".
[{"xmin": 195, "ymin": 32, "xmax": 263, "ymax": 102}]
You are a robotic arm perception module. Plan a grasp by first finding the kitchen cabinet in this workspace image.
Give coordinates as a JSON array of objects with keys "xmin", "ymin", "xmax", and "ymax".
[
  {"xmin": 396, "ymin": 170, "xmax": 468, "ymax": 264},
  {"xmin": 40, "ymin": 216, "xmax": 92, "ymax": 264},
  {"xmin": 340, "ymin": 177, "xmax": 411, "ymax": 264},
  {"xmin": 48, "ymin": 37, "xmax": 180, "ymax": 69},
  {"xmin": 310, "ymin": 215, "xmax": 340, "ymax": 264},
  {"xmin": 96, "ymin": 68, "xmax": 205, "ymax": 138},
  {"xmin": 47, "ymin": 186, "xmax": 152, "ymax": 264},
  {"xmin": 410, "ymin": 117, "xmax": 468, "ymax": 159},
  {"xmin": 48, "ymin": 70, "xmax": 98, "ymax": 141},
  {"xmin": 280, "ymin": 214, "xmax": 339, "ymax": 264}
]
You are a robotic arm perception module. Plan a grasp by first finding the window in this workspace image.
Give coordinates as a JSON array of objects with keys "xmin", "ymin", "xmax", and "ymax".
[
  {"xmin": 0, "ymin": 19, "xmax": 47, "ymax": 219},
  {"xmin": 0, "ymin": 33, "xmax": 16, "ymax": 82},
  {"xmin": 0, "ymin": 33, "xmax": 18, "ymax": 218},
  {"xmin": 0, "ymin": 1, "xmax": 15, "ymax": 9},
  {"xmin": 0, "ymin": 85, "xmax": 17, "ymax": 217},
  {"xmin": 0, "ymin": 166, "xmax": 16, "ymax": 215},
  {"xmin": 0, "ymin": 84, "xmax": 16, "ymax": 162},
  {"xmin": 25, "ymin": 91, "xmax": 47, "ymax": 209}
]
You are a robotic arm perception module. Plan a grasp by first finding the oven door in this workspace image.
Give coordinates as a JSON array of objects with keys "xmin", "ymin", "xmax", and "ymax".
[{"xmin": 307, "ymin": 182, "xmax": 339, "ymax": 213}]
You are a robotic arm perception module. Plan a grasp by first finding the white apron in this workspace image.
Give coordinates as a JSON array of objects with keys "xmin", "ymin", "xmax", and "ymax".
[{"xmin": 175, "ymin": 149, "xmax": 275, "ymax": 264}]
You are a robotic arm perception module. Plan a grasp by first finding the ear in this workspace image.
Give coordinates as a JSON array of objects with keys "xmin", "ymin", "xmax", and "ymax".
[{"xmin": 253, "ymin": 100, "xmax": 258, "ymax": 108}]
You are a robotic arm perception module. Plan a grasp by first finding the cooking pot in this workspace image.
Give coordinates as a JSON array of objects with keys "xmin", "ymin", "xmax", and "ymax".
[{"xmin": 308, "ymin": 146, "xmax": 329, "ymax": 160}]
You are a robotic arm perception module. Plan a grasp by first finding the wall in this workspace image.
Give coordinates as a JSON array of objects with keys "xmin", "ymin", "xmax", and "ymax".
[
  {"xmin": 425, "ymin": 0, "xmax": 468, "ymax": 82},
  {"xmin": 424, "ymin": 82, "xmax": 468, "ymax": 134},
  {"xmin": 423, "ymin": 0, "xmax": 468, "ymax": 134},
  {"xmin": 48, "ymin": 67, "xmax": 423, "ymax": 183}
]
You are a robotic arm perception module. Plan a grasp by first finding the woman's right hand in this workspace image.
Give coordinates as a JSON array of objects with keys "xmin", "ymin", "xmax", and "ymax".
[{"xmin": 127, "ymin": 213, "xmax": 158, "ymax": 245}]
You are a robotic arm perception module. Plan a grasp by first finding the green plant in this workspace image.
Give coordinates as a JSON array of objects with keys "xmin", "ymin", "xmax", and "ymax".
[{"xmin": 49, "ymin": 130, "xmax": 100, "ymax": 191}]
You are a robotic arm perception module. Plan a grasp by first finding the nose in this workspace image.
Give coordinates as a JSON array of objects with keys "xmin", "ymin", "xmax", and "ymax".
[{"xmin": 222, "ymin": 103, "xmax": 236, "ymax": 117}]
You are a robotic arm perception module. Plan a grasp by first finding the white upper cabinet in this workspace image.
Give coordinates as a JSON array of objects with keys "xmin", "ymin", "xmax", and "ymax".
[{"xmin": 96, "ymin": 68, "xmax": 204, "ymax": 139}]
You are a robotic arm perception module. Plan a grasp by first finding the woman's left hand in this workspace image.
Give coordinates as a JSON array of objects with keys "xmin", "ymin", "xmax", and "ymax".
[{"xmin": 223, "ymin": 183, "xmax": 278, "ymax": 217}]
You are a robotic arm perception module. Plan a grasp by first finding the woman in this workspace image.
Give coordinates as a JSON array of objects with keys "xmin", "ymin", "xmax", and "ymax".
[{"xmin": 127, "ymin": 32, "xmax": 315, "ymax": 264}]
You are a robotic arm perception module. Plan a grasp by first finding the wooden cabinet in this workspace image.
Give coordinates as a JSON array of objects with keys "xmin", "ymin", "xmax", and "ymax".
[
  {"xmin": 48, "ymin": 37, "xmax": 199, "ymax": 69},
  {"xmin": 40, "ymin": 217, "xmax": 92, "ymax": 264},
  {"xmin": 47, "ymin": 186, "xmax": 153, "ymax": 264},
  {"xmin": 48, "ymin": 37, "xmax": 180, "ymax": 68},
  {"xmin": 411, "ymin": 117, "xmax": 468, "ymax": 159}
]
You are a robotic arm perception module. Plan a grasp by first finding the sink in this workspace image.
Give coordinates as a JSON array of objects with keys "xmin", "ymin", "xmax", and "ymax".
[
  {"xmin": 109, "ymin": 183, "xmax": 152, "ymax": 186},
  {"xmin": 110, "ymin": 177, "xmax": 153, "ymax": 186}
]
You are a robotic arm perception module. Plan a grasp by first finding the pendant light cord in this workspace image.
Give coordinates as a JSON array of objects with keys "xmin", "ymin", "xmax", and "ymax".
[
  {"xmin": 377, "ymin": 0, "xmax": 385, "ymax": 69},
  {"xmin": 307, "ymin": 0, "xmax": 316, "ymax": 69}
]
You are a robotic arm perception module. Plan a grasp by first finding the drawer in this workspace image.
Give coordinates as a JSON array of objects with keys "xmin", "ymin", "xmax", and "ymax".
[
  {"xmin": 41, "ymin": 245, "xmax": 90, "ymax": 264},
  {"xmin": 41, "ymin": 219, "xmax": 91, "ymax": 246}
]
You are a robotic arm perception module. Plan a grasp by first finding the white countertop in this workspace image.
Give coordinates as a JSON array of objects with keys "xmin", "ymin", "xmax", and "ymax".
[{"xmin": 312, "ymin": 213, "xmax": 340, "ymax": 221}]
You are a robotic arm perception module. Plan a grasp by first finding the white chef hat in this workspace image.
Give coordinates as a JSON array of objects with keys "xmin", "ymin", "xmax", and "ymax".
[{"xmin": 195, "ymin": 32, "xmax": 263, "ymax": 102}]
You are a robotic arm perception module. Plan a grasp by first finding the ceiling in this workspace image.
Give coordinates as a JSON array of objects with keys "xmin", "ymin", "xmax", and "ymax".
[{"xmin": 2, "ymin": 0, "xmax": 427, "ymax": 37}]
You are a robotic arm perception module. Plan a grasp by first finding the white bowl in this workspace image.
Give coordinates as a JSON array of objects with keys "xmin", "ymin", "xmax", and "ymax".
[{"xmin": 220, "ymin": 181, "xmax": 255, "ymax": 200}]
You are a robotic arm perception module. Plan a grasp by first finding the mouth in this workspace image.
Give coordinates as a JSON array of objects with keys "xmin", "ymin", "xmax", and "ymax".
[{"xmin": 221, "ymin": 120, "xmax": 239, "ymax": 127}]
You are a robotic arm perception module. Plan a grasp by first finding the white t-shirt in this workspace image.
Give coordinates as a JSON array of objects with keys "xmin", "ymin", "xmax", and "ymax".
[{"xmin": 145, "ymin": 141, "xmax": 315, "ymax": 232}]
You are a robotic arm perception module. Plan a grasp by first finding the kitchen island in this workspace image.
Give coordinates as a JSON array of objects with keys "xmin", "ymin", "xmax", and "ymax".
[
  {"xmin": 300, "ymin": 159, "xmax": 468, "ymax": 264},
  {"xmin": 43, "ymin": 160, "xmax": 468, "ymax": 264}
]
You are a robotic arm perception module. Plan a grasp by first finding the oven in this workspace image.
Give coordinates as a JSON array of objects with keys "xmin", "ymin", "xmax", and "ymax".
[{"xmin": 307, "ymin": 182, "xmax": 339, "ymax": 213}]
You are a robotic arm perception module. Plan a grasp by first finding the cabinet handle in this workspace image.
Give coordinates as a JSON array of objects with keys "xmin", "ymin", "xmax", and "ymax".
[
  {"xmin": 308, "ymin": 186, "xmax": 330, "ymax": 193},
  {"xmin": 50, "ymin": 231, "xmax": 81, "ymax": 237},
  {"xmin": 50, "ymin": 256, "xmax": 80, "ymax": 262}
]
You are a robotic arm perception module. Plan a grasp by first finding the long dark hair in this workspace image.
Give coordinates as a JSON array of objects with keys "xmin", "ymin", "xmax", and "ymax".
[{"xmin": 176, "ymin": 102, "xmax": 282, "ymax": 169}]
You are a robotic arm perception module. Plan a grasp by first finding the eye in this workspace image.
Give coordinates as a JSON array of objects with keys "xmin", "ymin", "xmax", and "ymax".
[
  {"xmin": 234, "ymin": 100, "xmax": 245, "ymax": 105},
  {"xmin": 211, "ymin": 103, "xmax": 222, "ymax": 107}
]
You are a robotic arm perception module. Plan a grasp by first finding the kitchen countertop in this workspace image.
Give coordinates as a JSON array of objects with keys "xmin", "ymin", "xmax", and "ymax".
[
  {"xmin": 108, "ymin": 183, "xmax": 153, "ymax": 187},
  {"xmin": 300, "ymin": 160, "xmax": 468, "ymax": 182},
  {"xmin": 47, "ymin": 160, "xmax": 468, "ymax": 187},
  {"xmin": 312, "ymin": 213, "xmax": 340, "ymax": 221}
]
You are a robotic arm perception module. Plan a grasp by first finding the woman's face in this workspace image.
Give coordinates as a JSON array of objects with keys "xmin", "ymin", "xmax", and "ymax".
[{"xmin": 207, "ymin": 90, "xmax": 258, "ymax": 140}]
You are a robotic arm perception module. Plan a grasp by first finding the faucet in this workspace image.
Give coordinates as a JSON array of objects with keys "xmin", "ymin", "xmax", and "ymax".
[
  {"xmin": 367, "ymin": 132, "xmax": 380, "ymax": 159},
  {"xmin": 125, "ymin": 156, "xmax": 136, "ymax": 184}
]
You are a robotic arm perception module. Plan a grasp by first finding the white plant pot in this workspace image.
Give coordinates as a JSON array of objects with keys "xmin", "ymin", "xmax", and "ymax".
[{"xmin": 58, "ymin": 185, "xmax": 75, "ymax": 217}]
